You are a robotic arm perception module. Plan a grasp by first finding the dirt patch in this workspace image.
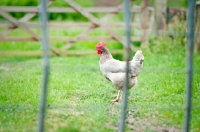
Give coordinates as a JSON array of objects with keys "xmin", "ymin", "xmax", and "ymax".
[
  {"xmin": 106, "ymin": 105, "xmax": 182, "ymax": 132},
  {"xmin": 125, "ymin": 116, "xmax": 182, "ymax": 132},
  {"xmin": 0, "ymin": 66, "xmax": 9, "ymax": 71}
]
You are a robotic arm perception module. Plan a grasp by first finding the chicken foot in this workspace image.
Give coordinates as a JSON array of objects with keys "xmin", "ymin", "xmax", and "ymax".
[{"xmin": 112, "ymin": 90, "xmax": 121, "ymax": 102}]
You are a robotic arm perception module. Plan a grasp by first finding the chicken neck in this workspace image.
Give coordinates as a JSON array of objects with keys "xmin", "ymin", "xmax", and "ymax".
[{"xmin": 99, "ymin": 47, "xmax": 113, "ymax": 64}]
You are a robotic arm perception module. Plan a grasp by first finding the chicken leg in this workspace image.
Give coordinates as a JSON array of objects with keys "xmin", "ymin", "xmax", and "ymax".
[{"xmin": 112, "ymin": 90, "xmax": 121, "ymax": 102}]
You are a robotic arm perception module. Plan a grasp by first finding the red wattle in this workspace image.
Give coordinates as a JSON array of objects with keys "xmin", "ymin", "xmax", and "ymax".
[{"xmin": 97, "ymin": 50, "xmax": 102, "ymax": 55}]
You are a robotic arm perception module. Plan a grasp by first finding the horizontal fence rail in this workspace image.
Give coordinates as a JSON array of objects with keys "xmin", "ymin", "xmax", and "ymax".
[
  {"xmin": 0, "ymin": 6, "xmax": 154, "ymax": 13},
  {"xmin": 0, "ymin": 22, "xmax": 141, "ymax": 28}
]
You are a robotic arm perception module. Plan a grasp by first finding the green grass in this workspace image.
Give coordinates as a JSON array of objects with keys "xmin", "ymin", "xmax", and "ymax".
[{"xmin": 0, "ymin": 47, "xmax": 200, "ymax": 131}]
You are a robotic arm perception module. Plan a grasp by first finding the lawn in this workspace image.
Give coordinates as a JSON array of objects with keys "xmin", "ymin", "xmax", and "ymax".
[{"xmin": 0, "ymin": 46, "xmax": 200, "ymax": 131}]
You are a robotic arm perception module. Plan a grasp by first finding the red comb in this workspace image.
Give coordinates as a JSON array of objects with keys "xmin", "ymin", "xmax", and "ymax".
[{"xmin": 96, "ymin": 42, "xmax": 106, "ymax": 48}]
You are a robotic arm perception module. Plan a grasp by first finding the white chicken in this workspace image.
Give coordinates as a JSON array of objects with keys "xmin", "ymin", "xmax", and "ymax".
[{"xmin": 96, "ymin": 42, "xmax": 144, "ymax": 102}]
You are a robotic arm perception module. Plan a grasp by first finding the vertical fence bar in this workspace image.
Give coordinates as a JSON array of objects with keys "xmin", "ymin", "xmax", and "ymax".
[
  {"xmin": 38, "ymin": 0, "xmax": 50, "ymax": 132},
  {"xmin": 118, "ymin": 0, "xmax": 131, "ymax": 131},
  {"xmin": 184, "ymin": 0, "xmax": 195, "ymax": 132}
]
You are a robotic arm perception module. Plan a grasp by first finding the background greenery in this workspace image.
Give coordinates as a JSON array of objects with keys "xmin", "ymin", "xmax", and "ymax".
[{"xmin": 0, "ymin": 0, "xmax": 188, "ymax": 21}]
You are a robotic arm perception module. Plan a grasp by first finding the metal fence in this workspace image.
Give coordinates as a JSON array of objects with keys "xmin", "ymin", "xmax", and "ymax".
[
  {"xmin": 0, "ymin": 0, "xmax": 198, "ymax": 132},
  {"xmin": 37, "ymin": 0, "xmax": 196, "ymax": 132}
]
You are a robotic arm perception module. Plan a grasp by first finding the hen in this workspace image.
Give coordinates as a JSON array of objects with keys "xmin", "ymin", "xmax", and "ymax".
[{"xmin": 96, "ymin": 42, "xmax": 144, "ymax": 102}]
